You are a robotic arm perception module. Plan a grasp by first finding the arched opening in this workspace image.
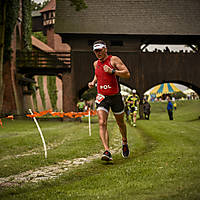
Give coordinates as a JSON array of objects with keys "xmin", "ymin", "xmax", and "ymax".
[
  {"xmin": 144, "ymin": 82, "xmax": 199, "ymax": 102},
  {"xmin": 141, "ymin": 44, "xmax": 193, "ymax": 53}
]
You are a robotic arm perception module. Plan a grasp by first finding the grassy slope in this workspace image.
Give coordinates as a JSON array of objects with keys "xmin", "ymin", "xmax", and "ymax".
[{"xmin": 0, "ymin": 100, "xmax": 199, "ymax": 200}]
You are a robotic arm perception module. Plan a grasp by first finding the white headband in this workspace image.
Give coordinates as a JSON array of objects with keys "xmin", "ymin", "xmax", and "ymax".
[{"xmin": 93, "ymin": 43, "xmax": 106, "ymax": 51}]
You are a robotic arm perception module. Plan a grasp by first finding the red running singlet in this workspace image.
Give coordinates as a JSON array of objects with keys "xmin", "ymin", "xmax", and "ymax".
[{"xmin": 95, "ymin": 55, "xmax": 119, "ymax": 96}]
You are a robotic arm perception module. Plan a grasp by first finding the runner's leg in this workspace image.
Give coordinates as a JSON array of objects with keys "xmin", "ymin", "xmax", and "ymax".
[
  {"xmin": 97, "ymin": 110, "xmax": 109, "ymax": 150},
  {"xmin": 133, "ymin": 112, "xmax": 137, "ymax": 124},
  {"xmin": 114, "ymin": 113, "xmax": 127, "ymax": 145}
]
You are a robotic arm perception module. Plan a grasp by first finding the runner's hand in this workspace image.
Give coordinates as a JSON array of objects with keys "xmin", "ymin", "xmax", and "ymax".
[{"xmin": 88, "ymin": 81, "xmax": 95, "ymax": 88}]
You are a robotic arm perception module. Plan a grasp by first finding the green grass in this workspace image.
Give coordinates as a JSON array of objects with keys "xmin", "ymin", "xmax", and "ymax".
[{"xmin": 0, "ymin": 100, "xmax": 199, "ymax": 200}]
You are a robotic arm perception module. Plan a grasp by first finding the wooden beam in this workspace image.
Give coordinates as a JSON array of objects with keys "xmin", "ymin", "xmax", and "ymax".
[{"xmin": 17, "ymin": 67, "xmax": 71, "ymax": 76}]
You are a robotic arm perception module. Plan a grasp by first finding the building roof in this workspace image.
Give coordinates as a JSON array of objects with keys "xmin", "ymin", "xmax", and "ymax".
[
  {"xmin": 55, "ymin": 0, "xmax": 200, "ymax": 36},
  {"xmin": 40, "ymin": 0, "xmax": 56, "ymax": 13},
  {"xmin": 32, "ymin": 36, "xmax": 55, "ymax": 52}
]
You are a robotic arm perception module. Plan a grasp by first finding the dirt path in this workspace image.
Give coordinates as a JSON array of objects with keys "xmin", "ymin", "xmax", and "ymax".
[{"xmin": 0, "ymin": 138, "xmax": 121, "ymax": 187}]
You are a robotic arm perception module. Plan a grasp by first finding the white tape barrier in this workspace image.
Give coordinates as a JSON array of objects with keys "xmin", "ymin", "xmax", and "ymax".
[
  {"xmin": 29, "ymin": 109, "xmax": 47, "ymax": 159},
  {"xmin": 81, "ymin": 109, "xmax": 92, "ymax": 136},
  {"xmin": 88, "ymin": 108, "xmax": 91, "ymax": 136}
]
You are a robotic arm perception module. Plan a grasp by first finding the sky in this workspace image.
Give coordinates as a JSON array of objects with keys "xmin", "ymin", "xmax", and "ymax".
[
  {"xmin": 143, "ymin": 44, "xmax": 192, "ymax": 53},
  {"xmin": 33, "ymin": 0, "xmax": 45, "ymax": 3}
]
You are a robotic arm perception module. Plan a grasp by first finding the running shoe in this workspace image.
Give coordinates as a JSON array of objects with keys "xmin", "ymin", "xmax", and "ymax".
[
  {"xmin": 122, "ymin": 144, "xmax": 129, "ymax": 158},
  {"xmin": 101, "ymin": 150, "xmax": 112, "ymax": 161},
  {"xmin": 131, "ymin": 121, "xmax": 133, "ymax": 126}
]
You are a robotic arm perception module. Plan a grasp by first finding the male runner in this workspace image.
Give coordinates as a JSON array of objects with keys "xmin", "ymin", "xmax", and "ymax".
[
  {"xmin": 88, "ymin": 40, "xmax": 130, "ymax": 161},
  {"xmin": 126, "ymin": 89, "xmax": 139, "ymax": 127}
]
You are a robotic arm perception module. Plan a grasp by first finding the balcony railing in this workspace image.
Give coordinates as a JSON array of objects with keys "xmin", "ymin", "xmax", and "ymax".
[{"xmin": 16, "ymin": 50, "xmax": 71, "ymax": 76}]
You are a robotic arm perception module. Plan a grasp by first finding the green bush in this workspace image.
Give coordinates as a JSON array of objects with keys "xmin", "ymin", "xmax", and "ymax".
[
  {"xmin": 32, "ymin": 32, "xmax": 47, "ymax": 44},
  {"xmin": 38, "ymin": 76, "xmax": 46, "ymax": 110},
  {"xmin": 81, "ymin": 87, "xmax": 97, "ymax": 101},
  {"xmin": 47, "ymin": 76, "xmax": 57, "ymax": 111}
]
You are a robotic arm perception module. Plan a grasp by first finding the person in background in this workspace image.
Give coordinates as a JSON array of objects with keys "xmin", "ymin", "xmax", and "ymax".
[
  {"xmin": 88, "ymin": 40, "xmax": 130, "ymax": 161},
  {"xmin": 167, "ymin": 96, "xmax": 173, "ymax": 120},
  {"xmin": 173, "ymin": 102, "xmax": 177, "ymax": 110},
  {"xmin": 77, "ymin": 99, "xmax": 85, "ymax": 112},
  {"xmin": 77, "ymin": 99, "xmax": 85, "ymax": 122},
  {"xmin": 143, "ymin": 98, "xmax": 151, "ymax": 120},
  {"xmin": 126, "ymin": 89, "xmax": 139, "ymax": 127}
]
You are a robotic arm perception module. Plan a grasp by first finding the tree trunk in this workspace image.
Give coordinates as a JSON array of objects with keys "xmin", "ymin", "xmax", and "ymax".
[{"xmin": 0, "ymin": 1, "xmax": 7, "ymax": 113}]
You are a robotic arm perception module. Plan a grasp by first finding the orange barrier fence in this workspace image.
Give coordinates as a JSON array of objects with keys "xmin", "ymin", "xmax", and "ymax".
[
  {"xmin": 26, "ymin": 109, "xmax": 97, "ymax": 119},
  {"xmin": 0, "ymin": 119, "xmax": 3, "ymax": 128},
  {"xmin": 0, "ymin": 110, "xmax": 97, "ymax": 128},
  {"xmin": 0, "ymin": 115, "xmax": 14, "ymax": 128}
]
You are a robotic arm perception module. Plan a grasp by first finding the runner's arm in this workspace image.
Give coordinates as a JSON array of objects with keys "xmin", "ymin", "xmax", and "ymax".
[
  {"xmin": 111, "ymin": 56, "xmax": 130, "ymax": 78},
  {"xmin": 88, "ymin": 61, "xmax": 98, "ymax": 88}
]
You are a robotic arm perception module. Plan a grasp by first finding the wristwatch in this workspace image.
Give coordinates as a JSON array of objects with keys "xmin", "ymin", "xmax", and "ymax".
[{"xmin": 112, "ymin": 69, "xmax": 116, "ymax": 74}]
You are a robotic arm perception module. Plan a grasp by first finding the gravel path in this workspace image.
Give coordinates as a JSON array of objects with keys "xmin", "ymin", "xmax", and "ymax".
[{"xmin": 0, "ymin": 138, "xmax": 121, "ymax": 187}]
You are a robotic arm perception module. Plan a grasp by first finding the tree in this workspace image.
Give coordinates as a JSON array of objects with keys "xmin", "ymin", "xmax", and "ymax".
[
  {"xmin": 0, "ymin": 1, "xmax": 7, "ymax": 113},
  {"xmin": 31, "ymin": 0, "xmax": 87, "ymax": 12},
  {"xmin": 69, "ymin": 0, "xmax": 87, "ymax": 11},
  {"xmin": 0, "ymin": 0, "xmax": 19, "ymax": 114},
  {"xmin": 31, "ymin": 0, "xmax": 50, "ymax": 11},
  {"xmin": 81, "ymin": 87, "xmax": 97, "ymax": 101}
]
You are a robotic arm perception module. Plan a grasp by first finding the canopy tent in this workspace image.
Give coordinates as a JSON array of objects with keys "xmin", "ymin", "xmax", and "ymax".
[
  {"xmin": 183, "ymin": 88, "xmax": 195, "ymax": 95},
  {"xmin": 150, "ymin": 83, "xmax": 181, "ymax": 97},
  {"xmin": 121, "ymin": 91, "xmax": 130, "ymax": 96}
]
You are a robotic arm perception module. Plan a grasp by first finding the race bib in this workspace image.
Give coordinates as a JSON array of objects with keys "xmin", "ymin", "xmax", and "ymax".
[{"xmin": 95, "ymin": 94, "xmax": 105, "ymax": 104}]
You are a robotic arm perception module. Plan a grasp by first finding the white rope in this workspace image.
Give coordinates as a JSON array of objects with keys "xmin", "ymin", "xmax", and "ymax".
[{"xmin": 29, "ymin": 109, "xmax": 47, "ymax": 159}]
